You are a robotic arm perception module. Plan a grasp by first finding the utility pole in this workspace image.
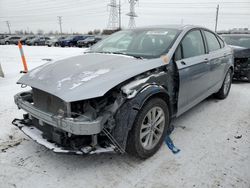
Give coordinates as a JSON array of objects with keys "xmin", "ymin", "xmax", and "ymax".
[
  {"xmin": 58, "ymin": 16, "xmax": 62, "ymax": 35},
  {"xmin": 118, "ymin": 0, "xmax": 121, "ymax": 30},
  {"xmin": 126, "ymin": 0, "xmax": 138, "ymax": 29},
  {"xmin": 6, "ymin": 21, "xmax": 11, "ymax": 34},
  {"xmin": 215, "ymin": 4, "xmax": 219, "ymax": 32}
]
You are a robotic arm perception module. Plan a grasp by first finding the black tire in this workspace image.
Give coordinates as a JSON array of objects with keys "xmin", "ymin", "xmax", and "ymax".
[
  {"xmin": 54, "ymin": 43, "xmax": 59, "ymax": 47},
  {"xmin": 215, "ymin": 69, "xmax": 232, "ymax": 99},
  {"xmin": 5, "ymin": 41, "xmax": 9, "ymax": 45},
  {"xmin": 126, "ymin": 98, "xmax": 170, "ymax": 159},
  {"xmin": 34, "ymin": 42, "xmax": 38, "ymax": 46}
]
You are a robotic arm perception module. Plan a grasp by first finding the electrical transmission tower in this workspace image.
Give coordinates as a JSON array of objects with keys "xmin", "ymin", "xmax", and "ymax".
[
  {"xmin": 107, "ymin": 0, "xmax": 119, "ymax": 30},
  {"xmin": 6, "ymin": 21, "xmax": 11, "ymax": 34},
  {"xmin": 126, "ymin": 0, "xmax": 138, "ymax": 29}
]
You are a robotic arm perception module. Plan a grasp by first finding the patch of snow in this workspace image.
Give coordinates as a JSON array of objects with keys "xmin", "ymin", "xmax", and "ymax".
[
  {"xmin": 57, "ymin": 77, "xmax": 72, "ymax": 89},
  {"xmin": 0, "ymin": 46, "xmax": 250, "ymax": 188},
  {"xmin": 121, "ymin": 71, "xmax": 165, "ymax": 98},
  {"xmin": 70, "ymin": 69, "xmax": 110, "ymax": 89}
]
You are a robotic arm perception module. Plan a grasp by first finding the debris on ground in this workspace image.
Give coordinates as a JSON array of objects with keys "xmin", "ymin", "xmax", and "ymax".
[
  {"xmin": 165, "ymin": 135, "xmax": 180, "ymax": 154},
  {"xmin": 234, "ymin": 135, "xmax": 242, "ymax": 139},
  {"xmin": 0, "ymin": 138, "xmax": 25, "ymax": 152}
]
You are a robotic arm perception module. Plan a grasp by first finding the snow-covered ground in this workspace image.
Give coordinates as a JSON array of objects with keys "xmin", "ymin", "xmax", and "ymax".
[{"xmin": 0, "ymin": 45, "xmax": 249, "ymax": 188}]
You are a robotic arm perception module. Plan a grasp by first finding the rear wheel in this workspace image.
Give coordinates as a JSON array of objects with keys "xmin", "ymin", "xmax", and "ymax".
[
  {"xmin": 126, "ymin": 98, "xmax": 169, "ymax": 159},
  {"xmin": 54, "ymin": 43, "xmax": 59, "ymax": 47},
  {"xmin": 215, "ymin": 69, "xmax": 232, "ymax": 99},
  {"xmin": 5, "ymin": 41, "xmax": 9, "ymax": 45}
]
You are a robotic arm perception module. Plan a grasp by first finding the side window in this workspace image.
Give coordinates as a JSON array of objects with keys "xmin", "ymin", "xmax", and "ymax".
[
  {"xmin": 204, "ymin": 31, "xmax": 221, "ymax": 52},
  {"xmin": 182, "ymin": 30, "xmax": 205, "ymax": 59}
]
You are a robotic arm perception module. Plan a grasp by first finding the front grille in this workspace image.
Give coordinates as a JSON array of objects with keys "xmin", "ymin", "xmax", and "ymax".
[{"xmin": 32, "ymin": 88, "xmax": 66, "ymax": 115}]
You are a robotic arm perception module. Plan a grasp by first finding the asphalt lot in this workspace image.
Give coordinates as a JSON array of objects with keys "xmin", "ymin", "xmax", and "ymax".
[{"xmin": 0, "ymin": 46, "xmax": 249, "ymax": 188}]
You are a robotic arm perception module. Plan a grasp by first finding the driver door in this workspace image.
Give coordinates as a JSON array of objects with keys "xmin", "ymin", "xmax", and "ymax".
[{"xmin": 175, "ymin": 29, "xmax": 212, "ymax": 116}]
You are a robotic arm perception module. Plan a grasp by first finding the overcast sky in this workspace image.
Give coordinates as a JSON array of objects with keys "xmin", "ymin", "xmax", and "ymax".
[{"xmin": 0, "ymin": 0, "xmax": 250, "ymax": 34}]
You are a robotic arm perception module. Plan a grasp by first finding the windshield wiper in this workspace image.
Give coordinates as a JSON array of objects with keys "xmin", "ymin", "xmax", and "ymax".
[
  {"xmin": 112, "ymin": 52, "xmax": 144, "ymax": 59},
  {"xmin": 85, "ymin": 51, "xmax": 144, "ymax": 59}
]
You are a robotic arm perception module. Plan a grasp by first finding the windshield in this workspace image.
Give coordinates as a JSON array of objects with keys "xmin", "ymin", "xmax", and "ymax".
[
  {"xmin": 90, "ymin": 29, "xmax": 180, "ymax": 59},
  {"xmin": 65, "ymin": 36, "xmax": 74, "ymax": 40},
  {"xmin": 85, "ymin": 37, "xmax": 95, "ymax": 41},
  {"xmin": 222, "ymin": 35, "xmax": 250, "ymax": 48}
]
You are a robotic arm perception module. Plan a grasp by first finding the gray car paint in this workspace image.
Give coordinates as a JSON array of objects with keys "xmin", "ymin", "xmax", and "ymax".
[
  {"xmin": 17, "ymin": 53, "xmax": 168, "ymax": 102},
  {"xmin": 17, "ymin": 25, "xmax": 233, "ymax": 117}
]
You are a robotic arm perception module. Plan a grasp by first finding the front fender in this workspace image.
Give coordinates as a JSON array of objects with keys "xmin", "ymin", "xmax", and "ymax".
[
  {"xmin": 113, "ymin": 84, "xmax": 170, "ymax": 150},
  {"xmin": 131, "ymin": 84, "xmax": 170, "ymax": 110}
]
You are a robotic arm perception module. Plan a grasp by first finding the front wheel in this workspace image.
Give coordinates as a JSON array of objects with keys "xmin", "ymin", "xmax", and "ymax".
[
  {"xmin": 126, "ymin": 98, "xmax": 170, "ymax": 159},
  {"xmin": 214, "ymin": 69, "xmax": 232, "ymax": 99}
]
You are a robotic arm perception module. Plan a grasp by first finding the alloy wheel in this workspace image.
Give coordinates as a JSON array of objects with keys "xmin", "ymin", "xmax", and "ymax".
[{"xmin": 139, "ymin": 107, "xmax": 165, "ymax": 150}]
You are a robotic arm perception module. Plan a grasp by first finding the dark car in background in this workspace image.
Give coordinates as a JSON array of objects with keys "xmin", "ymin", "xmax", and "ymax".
[
  {"xmin": 26, "ymin": 36, "xmax": 51, "ymax": 46},
  {"xmin": 19, "ymin": 36, "xmax": 36, "ymax": 45},
  {"xmin": 13, "ymin": 25, "xmax": 233, "ymax": 159},
  {"xmin": 77, "ymin": 36, "xmax": 103, "ymax": 47},
  {"xmin": 0, "ymin": 36, "xmax": 21, "ymax": 45},
  {"xmin": 45, "ymin": 36, "xmax": 65, "ymax": 47},
  {"xmin": 59, "ymin": 35, "xmax": 89, "ymax": 47},
  {"xmin": 221, "ymin": 34, "xmax": 250, "ymax": 81}
]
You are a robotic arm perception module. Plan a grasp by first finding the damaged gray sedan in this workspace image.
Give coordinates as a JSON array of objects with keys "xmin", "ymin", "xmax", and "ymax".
[{"xmin": 13, "ymin": 25, "xmax": 234, "ymax": 159}]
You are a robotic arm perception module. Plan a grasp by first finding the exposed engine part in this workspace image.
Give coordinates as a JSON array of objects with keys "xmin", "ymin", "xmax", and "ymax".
[{"xmin": 233, "ymin": 58, "xmax": 250, "ymax": 81}]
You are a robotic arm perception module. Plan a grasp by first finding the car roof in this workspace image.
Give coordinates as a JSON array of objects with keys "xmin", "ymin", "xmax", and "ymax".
[{"xmin": 126, "ymin": 25, "xmax": 216, "ymax": 34}]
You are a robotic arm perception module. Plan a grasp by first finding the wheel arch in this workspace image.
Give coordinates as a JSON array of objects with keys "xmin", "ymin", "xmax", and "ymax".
[
  {"xmin": 133, "ymin": 84, "xmax": 172, "ymax": 117},
  {"xmin": 112, "ymin": 84, "xmax": 173, "ymax": 150}
]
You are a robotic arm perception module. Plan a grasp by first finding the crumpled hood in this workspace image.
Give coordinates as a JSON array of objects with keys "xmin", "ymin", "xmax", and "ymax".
[{"xmin": 18, "ymin": 53, "xmax": 166, "ymax": 102}]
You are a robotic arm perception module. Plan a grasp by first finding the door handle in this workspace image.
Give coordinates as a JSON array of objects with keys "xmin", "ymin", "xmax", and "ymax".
[
  {"xmin": 204, "ymin": 58, "xmax": 209, "ymax": 63},
  {"xmin": 181, "ymin": 61, "xmax": 186, "ymax": 65}
]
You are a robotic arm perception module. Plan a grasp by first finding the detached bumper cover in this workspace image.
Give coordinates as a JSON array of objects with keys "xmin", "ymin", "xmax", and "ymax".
[
  {"xmin": 12, "ymin": 119, "xmax": 115, "ymax": 155},
  {"xmin": 14, "ymin": 92, "xmax": 103, "ymax": 135}
]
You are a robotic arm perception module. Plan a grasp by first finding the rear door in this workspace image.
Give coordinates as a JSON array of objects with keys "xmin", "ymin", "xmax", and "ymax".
[
  {"xmin": 203, "ymin": 30, "xmax": 226, "ymax": 89},
  {"xmin": 175, "ymin": 29, "xmax": 211, "ymax": 116}
]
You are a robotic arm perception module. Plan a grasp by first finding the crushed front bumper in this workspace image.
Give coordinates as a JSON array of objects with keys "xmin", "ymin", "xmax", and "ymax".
[
  {"xmin": 12, "ymin": 118, "xmax": 115, "ymax": 155},
  {"xmin": 14, "ymin": 91, "xmax": 104, "ymax": 135}
]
